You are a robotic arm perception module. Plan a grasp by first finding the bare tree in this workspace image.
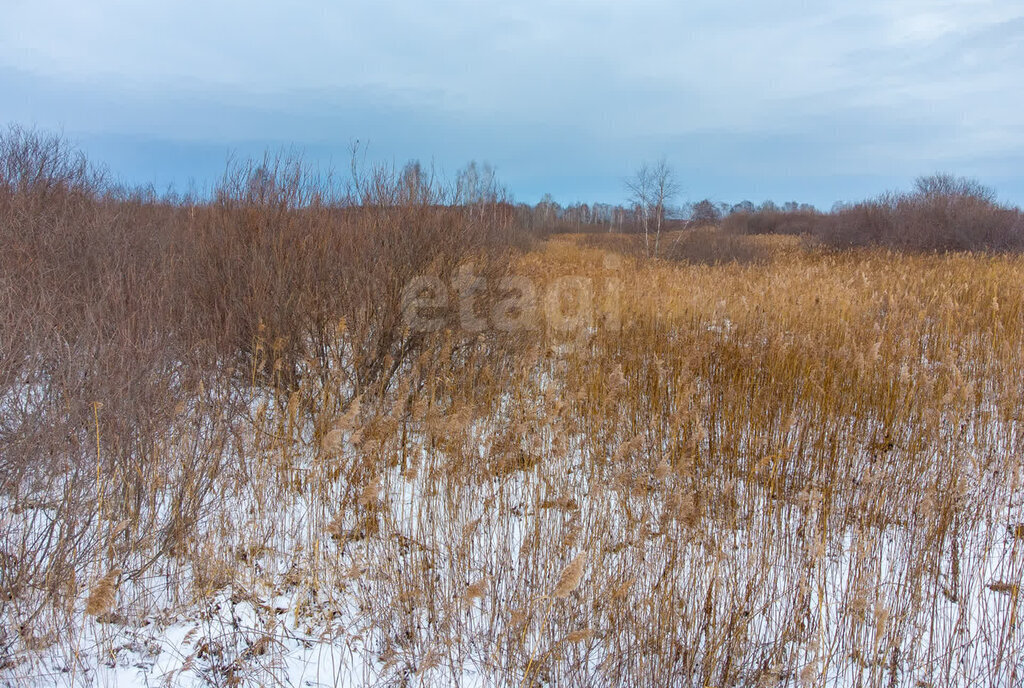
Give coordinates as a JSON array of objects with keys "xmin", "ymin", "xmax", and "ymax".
[
  {"xmin": 626, "ymin": 158, "xmax": 679, "ymax": 257},
  {"xmin": 689, "ymin": 198, "xmax": 722, "ymax": 226},
  {"xmin": 914, "ymin": 173, "xmax": 996, "ymax": 203}
]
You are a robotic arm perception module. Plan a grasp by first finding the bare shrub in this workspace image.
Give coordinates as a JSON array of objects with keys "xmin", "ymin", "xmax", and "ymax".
[
  {"xmin": 0, "ymin": 129, "xmax": 517, "ymax": 664},
  {"xmin": 721, "ymin": 208, "xmax": 821, "ymax": 236},
  {"xmin": 819, "ymin": 176, "xmax": 1024, "ymax": 251},
  {"xmin": 718, "ymin": 175, "xmax": 1022, "ymax": 252}
]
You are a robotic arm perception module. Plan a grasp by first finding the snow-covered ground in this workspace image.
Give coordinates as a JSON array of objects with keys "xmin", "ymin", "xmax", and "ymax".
[{"xmin": 4, "ymin": 427, "xmax": 1022, "ymax": 687}]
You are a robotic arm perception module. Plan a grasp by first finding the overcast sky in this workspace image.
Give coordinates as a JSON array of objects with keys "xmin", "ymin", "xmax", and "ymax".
[{"xmin": 2, "ymin": 0, "xmax": 1023, "ymax": 207}]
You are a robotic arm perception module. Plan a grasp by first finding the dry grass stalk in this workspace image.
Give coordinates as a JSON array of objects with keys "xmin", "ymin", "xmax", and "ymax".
[
  {"xmin": 463, "ymin": 577, "xmax": 489, "ymax": 603},
  {"xmin": 358, "ymin": 477, "xmax": 382, "ymax": 507},
  {"xmin": 321, "ymin": 427, "xmax": 345, "ymax": 454},
  {"xmin": 553, "ymin": 551, "xmax": 587, "ymax": 599},
  {"xmin": 564, "ymin": 629, "xmax": 594, "ymax": 643},
  {"xmin": 85, "ymin": 568, "xmax": 121, "ymax": 617}
]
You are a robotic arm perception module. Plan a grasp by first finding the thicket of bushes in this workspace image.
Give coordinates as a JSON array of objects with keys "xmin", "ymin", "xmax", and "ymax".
[
  {"xmin": 0, "ymin": 126, "xmax": 519, "ymax": 482},
  {"xmin": 722, "ymin": 174, "xmax": 1024, "ymax": 252},
  {"xmin": 720, "ymin": 207, "xmax": 822, "ymax": 237},
  {"xmin": 0, "ymin": 127, "xmax": 531, "ymax": 623}
]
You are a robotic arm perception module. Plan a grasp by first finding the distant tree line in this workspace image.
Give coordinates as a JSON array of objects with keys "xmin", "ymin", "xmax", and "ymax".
[{"xmin": 516, "ymin": 161, "xmax": 1022, "ymax": 253}]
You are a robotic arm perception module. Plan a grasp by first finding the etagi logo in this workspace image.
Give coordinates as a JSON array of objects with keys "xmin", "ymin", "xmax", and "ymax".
[{"xmin": 401, "ymin": 257, "xmax": 624, "ymax": 340}]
